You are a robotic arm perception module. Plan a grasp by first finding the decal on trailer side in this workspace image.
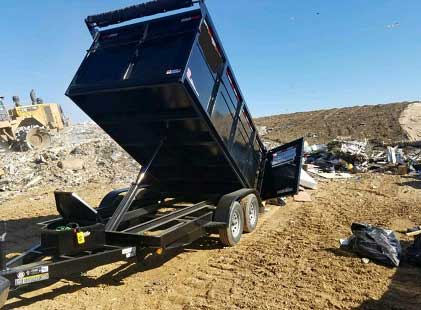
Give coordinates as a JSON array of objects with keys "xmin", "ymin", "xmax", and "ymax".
[
  {"xmin": 272, "ymin": 147, "xmax": 297, "ymax": 167},
  {"xmin": 15, "ymin": 266, "xmax": 50, "ymax": 286},
  {"xmin": 122, "ymin": 247, "xmax": 136, "ymax": 258},
  {"xmin": 166, "ymin": 69, "xmax": 182, "ymax": 75}
]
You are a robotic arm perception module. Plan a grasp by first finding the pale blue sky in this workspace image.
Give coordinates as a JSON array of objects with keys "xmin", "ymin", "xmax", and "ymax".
[{"xmin": 0, "ymin": 1, "xmax": 420, "ymax": 121}]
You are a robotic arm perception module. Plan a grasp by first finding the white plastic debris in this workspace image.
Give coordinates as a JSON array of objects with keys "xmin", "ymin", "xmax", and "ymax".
[
  {"xmin": 340, "ymin": 140, "xmax": 367, "ymax": 156},
  {"xmin": 25, "ymin": 176, "xmax": 43, "ymax": 188},
  {"xmin": 396, "ymin": 149, "xmax": 405, "ymax": 164},
  {"xmin": 308, "ymin": 169, "xmax": 353, "ymax": 179},
  {"xmin": 300, "ymin": 169, "xmax": 317, "ymax": 189},
  {"xmin": 256, "ymin": 126, "xmax": 268, "ymax": 136},
  {"xmin": 387, "ymin": 146, "xmax": 397, "ymax": 164},
  {"xmin": 304, "ymin": 141, "xmax": 327, "ymax": 154}
]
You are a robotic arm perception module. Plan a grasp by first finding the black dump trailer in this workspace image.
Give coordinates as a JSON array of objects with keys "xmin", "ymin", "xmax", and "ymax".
[{"xmin": 0, "ymin": 0, "xmax": 303, "ymax": 306}]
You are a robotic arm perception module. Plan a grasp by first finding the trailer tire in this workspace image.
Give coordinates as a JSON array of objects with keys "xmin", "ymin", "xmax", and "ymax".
[
  {"xmin": 218, "ymin": 202, "xmax": 244, "ymax": 246},
  {"xmin": 241, "ymin": 194, "xmax": 259, "ymax": 233}
]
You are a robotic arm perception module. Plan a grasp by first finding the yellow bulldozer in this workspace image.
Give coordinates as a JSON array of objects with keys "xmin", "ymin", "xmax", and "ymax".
[{"xmin": 0, "ymin": 90, "xmax": 68, "ymax": 151}]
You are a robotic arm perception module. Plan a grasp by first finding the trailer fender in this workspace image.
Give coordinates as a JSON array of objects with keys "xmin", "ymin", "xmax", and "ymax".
[
  {"xmin": 214, "ymin": 188, "xmax": 262, "ymax": 224},
  {"xmin": 97, "ymin": 188, "xmax": 129, "ymax": 216}
]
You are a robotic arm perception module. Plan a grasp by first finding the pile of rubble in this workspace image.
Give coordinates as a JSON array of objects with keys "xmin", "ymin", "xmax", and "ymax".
[
  {"xmin": 257, "ymin": 125, "xmax": 421, "ymax": 178},
  {"xmin": 0, "ymin": 123, "xmax": 140, "ymax": 203},
  {"xmin": 291, "ymin": 138, "xmax": 421, "ymax": 203},
  {"xmin": 257, "ymin": 125, "xmax": 421, "ymax": 203},
  {"xmin": 304, "ymin": 139, "xmax": 421, "ymax": 178}
]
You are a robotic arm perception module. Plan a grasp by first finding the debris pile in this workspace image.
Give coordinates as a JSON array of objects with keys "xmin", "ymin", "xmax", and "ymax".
[
  {"xmin": 256, "ymin": 119, "xmax": 421, "ymax": 178},
  {"xmin": 256, "ymin": 124, "xmax": 421, "ymax": 203},
  {"xmin": 303, "ymin": 138, "xmax": 420, "ymax": 178},
  {"xmin": 0, "ymin": 123, "xmax": 140, "ymax": 202}
]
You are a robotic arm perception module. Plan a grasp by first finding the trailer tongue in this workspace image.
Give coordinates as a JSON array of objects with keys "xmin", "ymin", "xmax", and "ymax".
[{"xmin": 0, "ymin": 0, "xmax": 303, "ymax": 307}]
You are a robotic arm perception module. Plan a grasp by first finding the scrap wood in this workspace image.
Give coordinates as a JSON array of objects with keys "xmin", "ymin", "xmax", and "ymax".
[
  {"xmin": 406, "ymin": 230, "xmax": 421, "ymax": 237},
  {"xmin": 406, "ymin": 226, "xmax": 421, "ymax": 237}
]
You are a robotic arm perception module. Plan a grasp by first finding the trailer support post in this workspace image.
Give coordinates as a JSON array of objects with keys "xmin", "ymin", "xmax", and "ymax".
[{"xmin": 105, "ymin": 140, "xmax": 163, "ymax": 232}]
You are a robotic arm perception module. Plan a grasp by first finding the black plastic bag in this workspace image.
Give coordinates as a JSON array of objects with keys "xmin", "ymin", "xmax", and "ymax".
[{"xmin": 344, "ymin": 223, "xmax": 401, "ymax": 267}]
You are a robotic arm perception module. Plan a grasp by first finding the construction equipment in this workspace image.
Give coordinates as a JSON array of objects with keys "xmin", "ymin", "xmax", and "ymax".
[
  {"xmin": 0, "ymin": 90, "xmax": 67, "ymax": 150},
  {"xmin": 0, "ymin": 1, "xmax": 303, "ymax": 307}
]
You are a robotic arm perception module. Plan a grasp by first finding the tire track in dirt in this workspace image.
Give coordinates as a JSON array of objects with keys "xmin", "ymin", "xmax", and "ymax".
[
  {"xmin": 171, "ymin": 204, "xmax": 302, "ymax": 310},
  {"xmin": 4, "ymin": 175, "xmax": 421, "ymax": 310},
  {"xmin": 4, "ymin": 198, "xmax": 300, "ymax": 310},
  {"xmin": 157, "ymin": 175, "xmax": 421, "ymax": 310}
]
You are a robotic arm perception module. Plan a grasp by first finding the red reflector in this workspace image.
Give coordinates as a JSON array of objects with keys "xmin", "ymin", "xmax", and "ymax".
[{"xmin": 227, "ymin": 69, "xmax": 241, "ymax": 103}]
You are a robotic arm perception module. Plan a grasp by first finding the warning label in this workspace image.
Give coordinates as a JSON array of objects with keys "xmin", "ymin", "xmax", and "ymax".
[{"xmin": 15, "ymin": 273, "xmax": 49, "ymax": 286}]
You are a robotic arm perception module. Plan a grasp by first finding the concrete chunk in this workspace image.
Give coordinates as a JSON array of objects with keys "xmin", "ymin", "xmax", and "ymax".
[{"xmin": 58, "ymin": 159, "xmax": 85, "ymax": 171}]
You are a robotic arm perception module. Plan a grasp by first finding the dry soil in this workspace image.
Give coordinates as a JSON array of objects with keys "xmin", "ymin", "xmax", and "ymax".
[
  {"xmin": 255, "ymin": 102, "xmax": 414, "ymax": 144},
  {"xmin": 3, "ymin": 173, "xmax": 421, "ymax": 310},
  {"xmin": 400, "ymin": 102, "xmax": 421, "ymax": 141}
]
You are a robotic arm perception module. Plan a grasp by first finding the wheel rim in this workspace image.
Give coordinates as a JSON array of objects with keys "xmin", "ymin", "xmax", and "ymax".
[
  {"xmin": 28, "ymin": 133, "xmax": 43, "ymax": 146},
  {"xmin": 231, "ymin": 210, "xmax": 241, "ymax": 238},
  {"xmin": 248, "ymin": 200, "xmax": 258, "ymax": 226},
  {"xmin": 26, "ymin": 128, "xmax": 51, "ymax": 149}
]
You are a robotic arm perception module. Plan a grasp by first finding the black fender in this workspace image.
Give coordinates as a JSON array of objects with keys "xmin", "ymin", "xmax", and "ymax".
[{"xmin": 97, "ymin": 188, "xmax": 129, "ymax": 211}]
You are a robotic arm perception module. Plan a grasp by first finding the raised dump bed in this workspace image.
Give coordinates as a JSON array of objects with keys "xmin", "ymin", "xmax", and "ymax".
[{"xmin": 67, "ymin": 1, "xmax": 274, "ymax": 196}]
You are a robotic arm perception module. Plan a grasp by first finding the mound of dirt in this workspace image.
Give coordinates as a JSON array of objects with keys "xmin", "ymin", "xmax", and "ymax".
[
  {"xmin": 399, "ymin": 102, "xmax": 421, "ymax": 141},
  {"xmin": 255, "ymin": 102, "xmax": 416, "ymax": 145}
]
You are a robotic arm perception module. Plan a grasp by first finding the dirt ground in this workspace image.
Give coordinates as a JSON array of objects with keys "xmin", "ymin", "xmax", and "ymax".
[
  {"xmin": 400, "ymin": 102, "xmax": 421, "ymax": 141},
  {"xmin": 255, "ymin": 102, "xmax": 413, "ymax": 144},
  {"xmin": 2, "ymin": 173, "xmax": 420, "ymax": 310}
]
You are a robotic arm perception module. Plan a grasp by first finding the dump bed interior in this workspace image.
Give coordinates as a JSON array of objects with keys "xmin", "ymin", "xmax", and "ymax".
[{"xmin": 67, "ymin": 8, "xmax": 265, "ymax": 196}]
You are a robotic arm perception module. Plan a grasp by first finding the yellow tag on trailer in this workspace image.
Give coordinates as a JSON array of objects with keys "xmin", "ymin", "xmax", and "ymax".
[{"xmin": 76, "ymin": 232, "xmax": 86, "ymax": 245}]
